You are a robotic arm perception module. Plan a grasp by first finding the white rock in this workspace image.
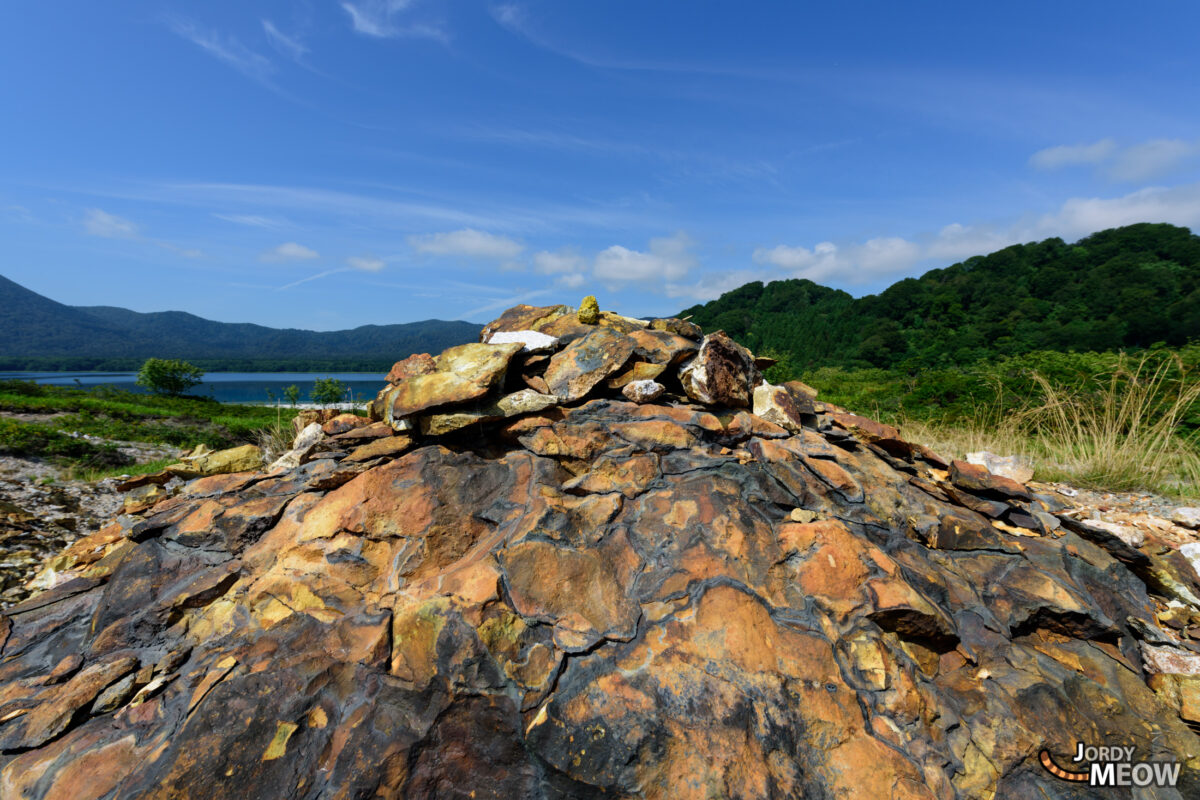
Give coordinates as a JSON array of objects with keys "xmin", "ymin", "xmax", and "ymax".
[
  {"xmin": 1140, "ymin": 643, "xmax": 1200, "ymax": 675},
  {"xmin": 1172, "ymin": 507, "xmax": 1200, "ymax": 529},
  {"xmin": 1087, "ymin": 519, "xmax": 1145, "ymax": 548},
  {"xmin": 622, "ymin": 380, "xmax": 665, "ymax": 404},
  {"xmin": 488, "ymin": 330, "xmax": 560, "ymax": 353},
  {"xmin": 752, "ymin": 383, "xmax": 803, "ymax": 433},
  {"xmin": 268, "ymin": 422, "xmax": 324, "ymax": 473},
  {"xmin": 966, "ymin": 450, "xmax": 1034, "ymax": 484},
  {"xmin": 1181, "ymin": 543, "xmax": 1200, "ymax": 582}
]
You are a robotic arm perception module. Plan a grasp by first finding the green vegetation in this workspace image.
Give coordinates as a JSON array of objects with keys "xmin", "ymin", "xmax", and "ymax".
[
  {"xmin": 311, "ymin": 377, "xmax": 348, "ymax": 408},
  {"xmin": 683, "ymin": 223, "xmax": 1200, "ymax": 370},
  {"xmin": 283, "ymin": 384, "xmax": 301, "ymax": 407},
  {"xmin": 682, "ymin": 224, "xmax": 1200, "ymax": 497},
  {"xmin": 136, "ymin": 358, "xmax": 205, "ymax": 397},
  {"xmin": 0, "ymin": 380, "xmax": 297, "ymax": 472}
]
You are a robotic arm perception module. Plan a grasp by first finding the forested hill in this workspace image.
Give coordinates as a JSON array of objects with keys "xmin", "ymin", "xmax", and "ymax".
[
  {"xmin": 0, "ymin": 274, "xmax": 480, "ymax": 371},
  {"xmin": 681, "ymin": 223, "xmax": 1200, "ymax": 370}
]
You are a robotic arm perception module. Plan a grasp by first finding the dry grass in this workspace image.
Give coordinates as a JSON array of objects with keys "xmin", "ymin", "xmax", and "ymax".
[
  {"xmin": 253, "ymin": 420, "xmax": 295, "ymax": 463},
  {"xmin": 898, "ymin": 354, "xmax": 1200, "ymax": 498}
]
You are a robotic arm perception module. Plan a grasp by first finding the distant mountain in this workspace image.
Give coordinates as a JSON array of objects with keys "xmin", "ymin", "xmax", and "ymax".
[
  {"xmin": 0, "ymin": 275, "xmax": 481, "ymax": 371},
  {"xmin": 681, "ymin": 223, "xmax": 1200, "ymax": 370}
]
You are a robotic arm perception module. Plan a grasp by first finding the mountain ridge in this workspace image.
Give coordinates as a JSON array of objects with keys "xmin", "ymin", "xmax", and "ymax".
[{"xmin": 0, "ymin": 273, "xmax": 481, "ymax": 371}]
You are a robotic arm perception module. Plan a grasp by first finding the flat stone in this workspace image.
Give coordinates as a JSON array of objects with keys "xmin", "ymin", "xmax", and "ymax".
[
  {"xmin": 268, "ymin": 422, "xmax": 324, "ymax": 473},
  {"xmin": 543, "ymin": 327, "xmax": 636, "ymax": 402},
  {"xmin": 382, "ymin": 342, "xmax": 523, "ymax": 422},
  {"xmin": 648, "ymin": 316, "xmax": 703, "ymax": 339},
  {"xmin": 419, "ymin": 390, "xmax": 560, "ymax": 436},
  {"xmin": 627, "ymin": 329, "xmax": 698, "ymax": 366},
  {"xmin": 322, "ymin": 414, "xmax": 372, "ymax": 436},
  {"xmin": 166, "ymin": 444, "xmax": 264, "ymax": 479},
  {"xmin": 488, "ymin": 330, "xmax": 560, "ymax": 353}
]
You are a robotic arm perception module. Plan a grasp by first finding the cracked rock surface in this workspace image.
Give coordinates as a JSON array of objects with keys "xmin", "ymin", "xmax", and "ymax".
[{"xmin": 2, "ymin": 303, "xmax": 1200, "ymax": 799}]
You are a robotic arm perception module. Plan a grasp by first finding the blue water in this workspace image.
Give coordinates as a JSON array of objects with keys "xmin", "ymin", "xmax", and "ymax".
[{"xmin": 0, "ymin": 371, "xmax": 388, "ymax": 405}]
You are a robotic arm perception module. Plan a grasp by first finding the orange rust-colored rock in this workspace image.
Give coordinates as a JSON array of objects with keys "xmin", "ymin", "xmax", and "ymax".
[{"xmin": 2, "ymin": 302, "xmax": 1200, "ymax": 799}]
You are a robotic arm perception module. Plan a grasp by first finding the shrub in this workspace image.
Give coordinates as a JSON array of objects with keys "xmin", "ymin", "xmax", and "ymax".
[
  {"xmin": 311, "ymin": 378, "xmax": 347, "ymax": 408},
  {"xmin": 136, "ymin": 358, "xmax": 205, "ymax": 397}
]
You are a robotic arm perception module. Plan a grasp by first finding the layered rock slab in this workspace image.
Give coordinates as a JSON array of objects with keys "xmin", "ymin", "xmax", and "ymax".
[{"xmin": 3, "ymin": 318, "xmax": 1200, "ymax": 797}]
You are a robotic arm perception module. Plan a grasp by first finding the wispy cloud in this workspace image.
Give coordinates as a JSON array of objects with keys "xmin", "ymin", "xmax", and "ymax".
[
  {"xmin": 212, "ymin": 213, "xmax": 293, "ymax": 230},
  {"xmin": 1029, "ymin": 139, "xmax": 1117, "ymax": 170},
  {"xmin": 347, "ymin": 254, "xmax": 385, "ymax": 271},
  {"xmin": 260, "ymin": 242, "xmax": 320, "ymax": 262},
  {"xmin": 277, "ymin": 268, "xmax": 346, "ymax": 291},
  {"xmin": 82, "ymin": 208, "xmax": 203, "ymax": 257},
  {"xmin": 166, "ymin": 17, "xmax": 275, "ymax": 86},
  {"xmin": 1031, "ymin": 137, "xmax": 1200, "ymax": 182},
  {"xmin": 262, "ymin": 20, "xmax": 308, "ymax": 62},
  {"xmin": 341, "ymin": 0, "xmax": 447, "ymax": 42},
  {"xmin": 409, "ymin": 228, "xmax": 524, "ymax": 259},
  {"xmin": 463, "ymin": 289, "xmax": 554, "ymax": 320},
  {"xmin": 83, "ymin": 208, "xmax": 139, "ymax": 239}
]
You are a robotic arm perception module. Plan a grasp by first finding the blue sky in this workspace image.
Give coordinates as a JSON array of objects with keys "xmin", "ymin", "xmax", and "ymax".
[{"xmin": 2, "ymin": 1, "xmax": 1199, "ymax": 329}]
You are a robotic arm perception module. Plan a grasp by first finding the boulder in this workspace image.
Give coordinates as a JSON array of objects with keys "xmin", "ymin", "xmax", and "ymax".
[
  {"xmin": 1174, "ymin": 507, "xmax": 1200, "ymax": 530},
  {"xmin": 418, "ymin": 390, "xmax": 559, "ymax": 436},
  {"xmin": 678, "ymin": 330, "xmax": 762, "ymax": 407},
  {"xmin": 752, "ymin": 382, "xmax": 809, "ymax": 432},
  {"xmin": 321, "ymin": 413, "xmax": 371, "ymax": 436},
  {"xmin": 4, "ymin": 303, "xmax": 1200, "ymax": 799}
]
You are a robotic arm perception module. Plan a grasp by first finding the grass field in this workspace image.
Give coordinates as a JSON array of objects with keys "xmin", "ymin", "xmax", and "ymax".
[{"xmin": 0, "ymin": 380, "xmax": 298, "ymax": 473}]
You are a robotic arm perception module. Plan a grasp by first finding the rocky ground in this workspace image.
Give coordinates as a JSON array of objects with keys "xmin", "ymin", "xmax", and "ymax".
[
  {"xmin": 0, "ymin": 436, "xmax": 181, "ymax": 607},
  {"xmin": 2, "ymin": 301, "xmax": 1200, "ymax": 798}
]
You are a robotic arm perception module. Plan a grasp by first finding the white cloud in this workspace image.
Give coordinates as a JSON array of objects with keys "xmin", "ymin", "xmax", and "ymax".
[
  {"xmin": 532, "ymin": 248, "xmax": 586, "ymax": 275},
  {"xmin": 1108, "ymin": 139, "xmax": 1200, "ymax": 182},
  {"xmin": 1035, "ymin": 182, "xmax": 1200, "ymax": 236},
  {"xmin": 666, "ymin": 269, "xmax": 769, "ymax": 301},
  {"xmin": 262, "ymin": 20, "xmax": 307, "ymax": 61},
  {"xmin": 1030, "ymin": 137, "xmax": 1200, "ymax": 182},
  {"xmin": 83, "ymin": 208, "xmax": 139, "ymax": 239},
  {"xmin": 751, "ymin": 181, "xmax": 1200, "ymax": 295},
  {"xmin": 347, "ymin": 255, "xmax": 385, "ymax": 272},
  {"xmin": 340, "ymin": 0, "xmax": 446, "ymax": 41},
  {"xmin": 594, "ymin": 231, "xmax": 695, "ymax": 283},
  {"xmin": 1029, "ymin": 139, "xmax": 1116, "ymax": 170},
  {"xmin": 409, "ymin": 228, "xmax": 524, "ymax": 259},
  {"xmin": 260, "ymin": 242, "xmax": 320, "ymax": 262},
  {"xmin": 167, "ymin": 18, "xmax": 274, "ymax": 85}
]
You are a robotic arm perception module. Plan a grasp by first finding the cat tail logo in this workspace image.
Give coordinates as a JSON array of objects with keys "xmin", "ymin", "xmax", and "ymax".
[{"xmin": 1040, "ymin": 748, "xmax": 1182, "ymax": 788}]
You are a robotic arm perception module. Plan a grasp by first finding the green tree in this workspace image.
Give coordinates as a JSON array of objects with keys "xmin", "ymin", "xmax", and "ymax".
[
  {"xmin": 311, "ymin": 377, "xmax": 347, "ymax": 408},
  {"xmin": 136, "ymin": 358, "xmax": 204, "ymax": 397},
  {"xmin": 283, "ymin": 384, "xmax": 301, "ymax": 407}
]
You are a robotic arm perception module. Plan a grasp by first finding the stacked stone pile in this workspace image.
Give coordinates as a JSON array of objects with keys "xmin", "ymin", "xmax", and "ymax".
[{"xmin": 2, "ymin": 300, "xmax": 1200, "ymax": 797}]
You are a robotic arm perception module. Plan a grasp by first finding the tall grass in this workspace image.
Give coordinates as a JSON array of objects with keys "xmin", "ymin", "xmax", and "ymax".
[{"xmin": 898, "ymin": 353, "xmax": 1200, "ymax": 498}]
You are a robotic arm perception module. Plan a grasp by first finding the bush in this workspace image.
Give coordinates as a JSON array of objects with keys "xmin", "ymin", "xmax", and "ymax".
[
  {"xmin": 136, "ymin": 358, "xmax": 205, "ymax": 397},
  {"xmin": 311, "ymin": 378, "xmax": 347, "ymax": 408}
]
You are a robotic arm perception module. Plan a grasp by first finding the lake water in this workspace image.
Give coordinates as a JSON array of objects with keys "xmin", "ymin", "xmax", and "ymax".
[{"xmin": 0, "ymin": 371, "xmax": 388, "ymax": 405}]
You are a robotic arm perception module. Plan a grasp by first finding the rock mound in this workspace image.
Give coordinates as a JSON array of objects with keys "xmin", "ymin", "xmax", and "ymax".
[{"xmin": 2, "ymin": 302, "xmax": 1200, "ymax": 798}]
